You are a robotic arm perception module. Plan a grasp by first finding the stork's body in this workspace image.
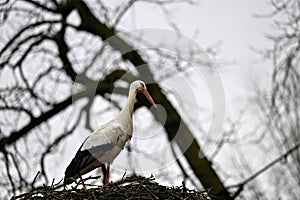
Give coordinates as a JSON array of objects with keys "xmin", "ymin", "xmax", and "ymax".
[{"xmin": 64, "ymin": 80, "xmax": 156, "ymax": 188}]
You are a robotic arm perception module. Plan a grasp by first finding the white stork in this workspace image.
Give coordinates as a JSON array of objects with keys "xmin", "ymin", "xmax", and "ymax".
[{"xmin": 64, "ymin": 80, "xmax": 157, "ymax": 189}]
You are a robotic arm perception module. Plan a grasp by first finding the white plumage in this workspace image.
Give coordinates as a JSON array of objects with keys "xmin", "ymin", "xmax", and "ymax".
[{"xmin": 64, "ymin": 80, "xmax": 157, "ymax": 188}]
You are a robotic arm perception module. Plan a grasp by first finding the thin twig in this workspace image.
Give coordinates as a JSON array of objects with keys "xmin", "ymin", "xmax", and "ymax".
[{"xmin": 228, "ymin": 140, "xmax": 300, "ymax": 198}]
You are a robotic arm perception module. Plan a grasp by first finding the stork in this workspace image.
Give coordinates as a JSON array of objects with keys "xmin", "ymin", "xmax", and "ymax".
[{"xmin": 64, "ymin": 80, "xmax": 157, "ymax": 189}]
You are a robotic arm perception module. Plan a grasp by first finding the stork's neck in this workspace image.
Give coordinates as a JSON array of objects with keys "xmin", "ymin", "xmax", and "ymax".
[{"xmin": 116, "ymin": 90, "xmax": 137, "ymax": 121}]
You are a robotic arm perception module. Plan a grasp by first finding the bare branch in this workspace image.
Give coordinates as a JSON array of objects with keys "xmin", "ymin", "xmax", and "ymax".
[
  {"xmin": 228, "ymin": 141, "xmax": 300, "ymax": 198},
  {"xmin": 20, "ymin": 0, "xmax": 58, "ymax": 13}
]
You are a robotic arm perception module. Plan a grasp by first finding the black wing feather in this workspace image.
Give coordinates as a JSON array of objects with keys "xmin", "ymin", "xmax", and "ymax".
[{"xmin": 64, "ymin": 142, "xmax": 114, "ymax": 185}]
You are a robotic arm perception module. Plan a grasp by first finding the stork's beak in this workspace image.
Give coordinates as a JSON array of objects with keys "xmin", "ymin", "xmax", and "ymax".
[{"xmin": 141, "ymin": 88, "xmax": 157, "ymax": 108}]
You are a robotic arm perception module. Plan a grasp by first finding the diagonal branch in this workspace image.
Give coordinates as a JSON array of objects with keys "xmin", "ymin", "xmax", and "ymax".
[
  {"xmin": 228, "ymin": 140, "xmax": 300, "ymax": 199},
  {"xmin": 51, "ymin": 22, "xmax": 80, "ymax": 82},
  {"xmin": 0, "ymin": 69, "xmax": 126, "ymax": 153},
  {"xmin": 21, "ymin": 0, "xmax": 58, "ymax": 13},
  {"xmin": 0, "ymin": 20, "xmax": 60, "ymax": 57},
  {"xmin": 0, "ymin": 95, "xmax": 74, "ymax": 153}
]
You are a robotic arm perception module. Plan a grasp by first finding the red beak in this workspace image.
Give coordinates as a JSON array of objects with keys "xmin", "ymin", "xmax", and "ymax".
[{"xmin": 141, "ymin": 88, "xmax": 157, "ymax": 108}]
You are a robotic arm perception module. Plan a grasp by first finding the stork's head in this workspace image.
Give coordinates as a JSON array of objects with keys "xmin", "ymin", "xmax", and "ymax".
[{"xmin": 130, "ymin": 80, "xmax": 157, "ymax": 108}]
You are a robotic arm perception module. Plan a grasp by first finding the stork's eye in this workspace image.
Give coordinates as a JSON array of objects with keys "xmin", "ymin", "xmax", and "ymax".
[{"xmin": 140, "ymin": 82, "xmax": 145, "ymax": 88}]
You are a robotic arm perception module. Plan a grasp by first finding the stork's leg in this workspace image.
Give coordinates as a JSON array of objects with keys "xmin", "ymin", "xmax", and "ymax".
[
  {"xmin": 101, "ymin": 165, "xmax": 107, "ymax": 185},
  {"xmin": 105, "ymin": 164, "xmax": 110, "ymax": 185},
  {"xmin": 79, "ymin": 175, "xmax": 87, "ymax": 190}
]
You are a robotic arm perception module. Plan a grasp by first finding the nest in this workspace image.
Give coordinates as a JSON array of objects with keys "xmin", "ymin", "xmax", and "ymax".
[{"xmin": 13, "ymin": 176, "xmax": 210, "ymax": 200}]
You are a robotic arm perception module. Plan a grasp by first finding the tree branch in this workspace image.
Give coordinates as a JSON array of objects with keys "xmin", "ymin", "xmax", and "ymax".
[
  {"xmin": 21, "ymin": 0, "xmax": 58, "ymax": 13},
  {"xmin": 0, "ymin": 69, "xmax": 126, "ymax": 152},
  {"xmin": 228, "ymin": 140, "xmax": 300, "ymax": 198}
]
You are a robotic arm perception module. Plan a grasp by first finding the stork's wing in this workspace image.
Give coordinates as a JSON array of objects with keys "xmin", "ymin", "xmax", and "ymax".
[
  {"xmin": 64, "ymin": 121, "xmax": 126, "ymax": 185},
  {"xmin": 64, "ymin": 142, "xmax": 114, "ymax": 185}
]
